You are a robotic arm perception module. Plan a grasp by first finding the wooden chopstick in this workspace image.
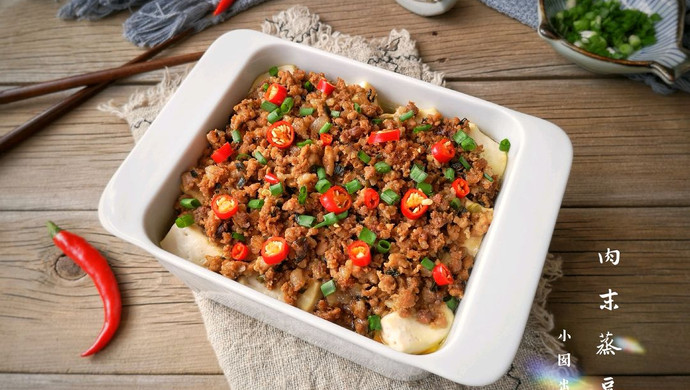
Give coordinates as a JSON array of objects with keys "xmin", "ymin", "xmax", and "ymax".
[
  {"xmin": 0, "ymin": 51, "xmax": 203, "ymax": 105},
  {"xmin": 0, "ymin": 31, "xmax": 196, "ymax": 154}
]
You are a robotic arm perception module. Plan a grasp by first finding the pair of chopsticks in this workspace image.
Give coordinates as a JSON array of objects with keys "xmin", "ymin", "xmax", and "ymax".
[{"xmin": 0, "ymin": 30, "xmax": 204, "ymax": 153}]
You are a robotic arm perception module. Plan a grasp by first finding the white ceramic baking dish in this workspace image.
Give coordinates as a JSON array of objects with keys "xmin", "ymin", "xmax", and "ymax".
[{"xmin": 98, "ymin": 29, "xmax": 572, "ymax": 386}]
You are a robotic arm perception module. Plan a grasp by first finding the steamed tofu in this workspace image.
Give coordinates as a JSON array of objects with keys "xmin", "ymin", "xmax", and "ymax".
[
  {"xmin": 381, "ymin": 305, "xmax": 454, "ymax": 354},
  {"xmin": 466, "ymin": 122, "xmax": 507, "ymax": 179},
  {"xmin": 160, "ymin": 224, "xmax": 223, "ymax": 266}
]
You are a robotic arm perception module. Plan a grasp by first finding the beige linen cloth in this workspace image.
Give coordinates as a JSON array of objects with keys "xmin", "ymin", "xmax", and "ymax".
[{"xmin": 101, "ymin": 6, "xmax": 576, "ymax": 389}]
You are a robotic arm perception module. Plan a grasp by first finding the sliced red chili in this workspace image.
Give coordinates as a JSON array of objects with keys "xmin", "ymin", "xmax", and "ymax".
[
  {"xmin": 431, "ymin": 138, "xmax": 456, "ymax": 163},
  {"xmin": 211, "ymin": 194, "xmax": 239, "ymax": 220},
  {"xmin": 264, "ymin": 173, "xmax": 280, "ymax": 184},
  {"xmin": 432, "ymin": 263, "xmax": 453, "ymax": 286},
  {"xmin": 231, "ymin": 242, "xmax": 249, "ymax": 261},
  {"xmin": 264, "ymin": 83, "xmax": 287, "ymax": 105},
  {"xmin": 452, "ymin": 178, "xmax": 470, "ymax": 198},
  {"xmin": 348, "ymin": 240, "xmax": 371, "ymax": 267},
  {"xmin": 266, "ymin": 120, "xmax": 295, "ymax": 149},
  {"xmin": 320, "ymin": 133, "xmax": 333, "ymax": 146},
  {"xmin": 367, "ymin": 129, "xmax": 401, "ymax": 144},
  {"xmin": 211, "ymin": 142, "xmax": 233, "ymax": 163},
  {"xmin": 261, "ymin": 237, "xmax": 289, "ymax": 265},
  {"xmin": 317, "ymin": 79, "xmax": 335, "ymax": 95},
  {"xmin": 363, "ymin": 188, "xmax": 380, "ymax": 210},
  {"xmin": 319, "ymin": 186, "xmax": 352, "ymax": 213},
  {"xmin": 400, "ymin": 188, "xmax": 430, "ymax": 220}
]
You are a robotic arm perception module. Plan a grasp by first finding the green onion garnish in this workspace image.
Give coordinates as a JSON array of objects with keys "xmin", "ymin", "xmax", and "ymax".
[
  {"xmin": 410, "ymin": 164, "xmax": 428, "ymax": 183},
  {"xmin": 421, "ymin": 257, "xmax": 435, "ymax": 271},
  {"xmin": 461, "ymin": 137, "xmax": 477, "ymax": 151},
  {"xmin": 359, "ymin": 227, "xmax": 377, "ymax": 245},
  {"xmin": 445, "ymin": 296, "xmax": 459, "ymax": 311},
  {"xmin": 261, "ymin": 100, "xmax": 278, "ymax": 112},
  {"xmin": 267, "ymin": 109, "xmax": 282, "ymax": 124},
  {"xmin": 316, "ymin": 167, "xmax": 327, "ymax": 180},
  {"xmin": 380, "ymin": 189, "xmax": 399, "ymax": 205},
  {"xmin": 320, "ymin": 280, "xmax": 336, "ymax": 296},
  {"xmin": 358, "ymin": 151, "xmax": 371, "ymax": 164},
  {"xmin": 175, "ymin": 214, "xmax": 195, "ymax": 228},
  {"xmin": 483, "ymin": 173, "xmax": 494, "ymax": 182},
  {"xmin": 314, "ymin": 212, "xmax": 338, "ymax": 228},
  {"xmin": 354, "ymin": 103, "xmax": 361, "ymax": 113},
  {"xmin": 280, "ymin": 97, "xmax": 294, "ymax": 114},
  {"xmin": 248, "ymin": 199, "xmax": 264, "ymax": 209},
  {"xmin": 180, "ymin": 198, "xmax": 201, "ymax": 209},
  {"xmin": 337, "ymin": 211, "xmax": 348, "ymax": 220},
  {"xmin": 330, "ymin": 110, "xmax": 341, "ymax": 118},
  {"xmin": 318, "ymin": 122, "xmax": 332, "ymax": 134},
  {"xmin": 450, "ymin": 198, "xmax": 462, "ymax": 210},
  {"xmin": 298, "ymin": 186, "xmax": 307, "ymax": 205},
  {"xmin": 232, "ymin": 232, "xmax": 245, "ymax": 242},
  {"xmin": 297, "ymin": 140, "xmax": 313, "ymax": 147},
  {"xmin": 315, "ymin": 179, "xmax": 331, "ymax": 194},
  {"xmin": 299, "ymin": 107, "xmax": 315, "ymax": 116},
  {"xmin": 372, "ymin": 118, "xmax": 383, "ymax": 125},
  {"xmin": 345, "ymin": 179, "xmax": 363, "ymax": 194},
  {"xmin": 268, "ymin": 66, "xmax": 279, "ymax": 76},
  {"xmin": 444, "ymin": 167, "xmax": 455, "ymax": 181},
  {"xmin": 453, "ymin": 131, "xmax": 468, "ymax": 144},
  {"xmin": 376, "ymin": 240, "xmax": 391, "ymax": 254},
  {"xmin": 499, "ymin": 138, "xmax": 511, "ymax": 152},
  {"xmin": 236, "ymin": 153, "xmax": 251, "ymax": 160},
  {"xmin": 230, "ymin": 129, "xmax": 242, "ymax": 144},
  {"xmin": 417, "ymin": 182, "xmax": 433, "ymax": 196},
  {"xmin": 368, "ymin": 314, "xmax": 382, "ymax": 331},
  {"xmin": 261, "ymin": 83, "xmax": 268, "ymax": 91},
  {"xmin": 304, "ymin": 81, "xmax": 314, "ymax": 91},
  {"xmin": 374, "ymin": 161, "xmax": 391, "ymax": 174},
  {"xmin": 459, "ymin": 156, "xmax": 471, "ymax": 170},
  {"xmin": 413, "ymin": 124, "xmax": 432, "ymax": 134},
  {"xmin": 399, "ymin": 110, "xmax": 414, "ymax": 121},
  {"xmin": 296, "ymin": 214, "xmax": 315, "ymax": 227},
  {"xmin": 253, "ymin": 150, "xmax": 267, "ymax": 165},
  {"xmin": 269, "ymin": 182, "xmax": 283, "ymax": 196}
]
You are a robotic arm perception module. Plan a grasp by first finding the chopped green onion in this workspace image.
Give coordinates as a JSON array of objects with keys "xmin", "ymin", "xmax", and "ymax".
[
  {"xmin": 345, "ymin": 179, "xmax": 363, "ymax": 194},
  {"xmin": 372, "ymin": 118, "xmax": 383, "ymax": 125},
  {"xmin": 453, "ymin": 130, "xmax": 468, "ymax": 144},
  {"xmin": 330, "ymin": 110, "xmax": 341, "ymax": 118},
  {"xmin": 380, "ymin": 189, "xmax": 399, "ymax": 205},
  {"xmin": 280, "ymin": 97, "xmax": 294, "ymax": 113},
  {"xmin": 230, "ymin": 129, "xmax": 242, "ymax": 143},
  {"xmin": 315, "ymin": 179, "xmax": 331, "ymax": 194},
  {"xmin": 303, "ymin": 81, "xmax": 314, "ymax": 91},
  {"xmin": 376, "ymin": 240, "xmax": 391, "ymax": 254},
  {"xmin": 267, "ymin": 109, "xmax": 282, "ymax": 124},
  {"xmin": 399, "ymin": 110, "xmax": 414, "ymax": 121},
  {"xmin": 236, "ymin": 153, "xmax": 251, "ymax": 160},
  {"xmin": 296, "ymin": 214, "xmax": 315, "ymax": 227},
  {"xmin": 466, "ymin": 202, "xmax": 482, "ymax": 213},
  {"xmin": 232, "ymin": 232, "xmax": 245, "ymax": 242},
  {"xmin": 368, "ymin": 314, "xmax": 382, "ymax": 331},
  {"xmin": 318, "ymin": 122, "xmax": 332, "ymax": 134},
  {"xmin": 354, "ymin": 103, "xmax": 361, "ymax": 113},
  {"xmin": 180, "ymin": 198, "xmax": 201, "ymax": 209},
  {"xmin": 337, "ymin": 211, "xmax": 348, "ymax": 220},
  {"xmin": 499, "ymin": 138, "xmax": 511, "ymax": 152},
  {"xmin": 269, "ymin": 182, "xmax": 283, "ymax": 196},
  {"xmin": 314, "ymin": 212, "xmax": 338, "ymax": 228},
  {"xmin": 261, "ymin": 100, "xmax": 278, "ymax": 112},
  {"xmin": 253, "ymin": 150, "xmax": 267, "ymax": 165},
  {"xmin": 459, "ymin": 156, "xmax": 471, "ymax": 170},
  {"xmin": 374, "ymin": 161, "xmax": 391, "ymax": 174},
  {"xmin": 248, "ymin": 199, "xmax": 264, "ymax": 209},
  {"xmin": 413, "ymin": 124, "xmax": 432, "ymax": 134},
  {"xmin": 450, "ymin": 198, "xmax": 462, "ymax": 210},
  {"xmin": 358, "ymin": 150, "xmax": 371, "ymax": 164},
  {"xmin": 359, "ymin": 227, "xmax": 377, "ymax": 245},
  {"xmin": 410, "ymin": 164, "xmax": 428, "ymax": 183},
  {"xmin": 444, "ymin": 167, "xmax": 455, "ymax": 181},
  {"xmin": 298, "ymin": 186, "xmax": 307, "ymax": 205},
  {"xmin": 261, "ymin": 83, "xmax": 268, "ymax": 91},
  {"xmin": 421, "ymin": 257, "xmax": 435, "ymax": 271},
  {"xmin": 175, "ymin": 214, "xmax": 195, "ymax": 228},
  {"xmin": 320, "ymin": 280, "xmax": 336, "ymax": 296},
  {"xmin": 417, "ymin": 182, "xmax": 433, "ymax": 196},
  {"xmin": 299, "ymin": 107, "xmax": 315, "ymax": 116},
  {"xmin": 461, "ymin": 136, "xmax": 477, "ymax": 151},
  {"xmin": 316, "ymin": 167, "xmax": 327, "ymax": 180},
  {"xmin": 297, "ymin": 140, "xmax": 313, "ymax": 147},
  {"xmin": 268, "ymin": 66, "xmax": 279, "ymax": 76},
  {"xmin": 445, "ymin": 296, "xmax": 459, "ymax": 311},
  {"xmin": 483, "ymin": 173, "xmax": 494, "ymax": 182}
]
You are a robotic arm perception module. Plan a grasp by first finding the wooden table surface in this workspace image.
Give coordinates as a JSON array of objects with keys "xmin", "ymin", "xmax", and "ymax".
[{"xmin": 1, "ymin": 0, "xmax": 689, "ymax": 388}]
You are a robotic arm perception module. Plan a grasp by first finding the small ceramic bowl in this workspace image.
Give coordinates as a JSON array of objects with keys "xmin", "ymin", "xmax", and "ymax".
[
  {"xmin": 396, "ymin": 0, "xmax": 458, "ymax": 16},
  {"xmin": 538, "ymin": 0, "xmax": 690, "ymax": 84}
]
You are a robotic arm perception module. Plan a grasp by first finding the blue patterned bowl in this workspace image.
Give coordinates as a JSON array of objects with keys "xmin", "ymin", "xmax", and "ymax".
[{"xmin": 538, "ymin": 0, "xmax": 690, "ymax": 84}]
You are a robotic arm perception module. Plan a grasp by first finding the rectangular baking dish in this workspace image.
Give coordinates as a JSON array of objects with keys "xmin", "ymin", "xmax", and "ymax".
[{"xmin": 98, "ymin": 29, "xmax": 572, "ymax": 386}]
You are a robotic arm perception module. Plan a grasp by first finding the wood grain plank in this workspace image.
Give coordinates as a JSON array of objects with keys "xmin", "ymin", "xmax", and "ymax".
[{"xmin": 0, "ymin": 0, "xmax": 590, "ymax": 84}]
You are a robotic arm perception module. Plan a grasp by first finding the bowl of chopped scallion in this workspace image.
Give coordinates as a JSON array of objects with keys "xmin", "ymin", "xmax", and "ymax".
[{"xmin": 538, "ymin": 0, "xmax": 690, "ymax": 84}]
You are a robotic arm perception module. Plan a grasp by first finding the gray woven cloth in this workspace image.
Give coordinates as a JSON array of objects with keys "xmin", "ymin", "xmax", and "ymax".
[{"xmin": 100, "ymin": 6, "xmax": 576, "ymax": 389}]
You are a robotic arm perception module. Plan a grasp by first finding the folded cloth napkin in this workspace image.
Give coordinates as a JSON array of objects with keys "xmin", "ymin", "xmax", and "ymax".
[{"xmin": 100, "ymin": 5, "xmax": 577, "ymax": 389}]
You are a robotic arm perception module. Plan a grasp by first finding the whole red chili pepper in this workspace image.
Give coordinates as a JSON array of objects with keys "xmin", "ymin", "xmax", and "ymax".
[{"xmin": 47, "ymin": 221, "xmax": 121, "ymax": 357}]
